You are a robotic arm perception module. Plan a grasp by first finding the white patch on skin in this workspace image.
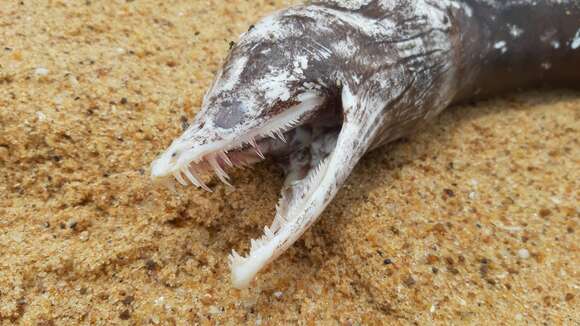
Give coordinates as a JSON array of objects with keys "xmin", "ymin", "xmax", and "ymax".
[
  {"xmin": 258, "ymin": 69, "xmax": 297, "ymax": 102},
  {"xmin": 541, "ymin": 62, "xmax": 552, "ymax": 70},
  {"xmin": 414, "ymin": 1, "xmax": 453, "ymax": 31},
  {"xmin": 333, "ymin": 38, "xmax": 358, "ymax": 58},
  {"xmin": 396, "ymin": 1, "xmax": 453, "ymax": 67},
  {"xmin": 571, "ymin": 28, "xmax": 580, "ymax": 49},
  {"xmin": 216, "ymin": 56, "xmax": 248, "ymax": 92},
  {"xmin": 508, "ymin": 24, "xmax": 524, "ymax": 38},
  {"xmin": 327, "ymin": 0, "xmax": 372, "ymax": 10},
  {"xmin": 292, "ymin": 55, "xmax": 309, "ymax": 75},
  {"xmin": 494, "ymin": 40, "xmax": 508, "ymax": 53},
  {"xmin": 448, "ymin": 1, "xmax": 473, "ymax": 17},
  {"xmin": 551, "ymin": 40, "xmax": 561, "ymax": 49},
  {"xmin": 297, "ymin": 55, "xmax": 308, "ymax": 70}
]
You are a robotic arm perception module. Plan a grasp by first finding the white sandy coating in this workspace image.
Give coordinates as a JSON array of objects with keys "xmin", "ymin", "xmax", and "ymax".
[{"xmin": 571, "ymin": 28, "xmax": 580, "ymax": 49}]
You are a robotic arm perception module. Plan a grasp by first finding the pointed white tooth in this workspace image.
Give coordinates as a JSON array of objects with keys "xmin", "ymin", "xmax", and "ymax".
[
  {"xmin": 264, "ymin": 226, "xmax": 274, "ymax": 238},
  {"xmin": 276, "ymin": 130, "xmax": 286, "ymax": 143},
  {"xmin": 255, "ymin": 148, "xmax": 265, "ymax": 159},
  {"xmin": 231, "ymin": 249, "xmax": 244, "ymax": 261},
  {"xmin": 182, "ymin": 167, "xmax": 199, "ymax": 186},
  {"xmin": 184, "ymin": 167, "xmax": 212, "ymax": 192},
  {"xmin": 219, "ymin": 151, "xmax": 233, "ymax": 167},
  {"xmin": 173, "ymin": 171, "xmax": 188, "ymax": 186},
  {"xmin": 249, "ymin": 137, "xmax": 258, "ymax": 148},
  {"xmin": 250, "ymin": 239, "xmax": 258, "ymax": 251},
  {"xmin": 249, "ymin": 138, "xmax": 265, "ymax": 159},
  {"xmin": 276, "ymin": 213, "xmax": 287, "ymax": 224},
  {"xmin": 229, "ymin": 252, "xmax": 236, "ymax": 262},
  {"xmin": 271, "ymin": 212, "xmax": 287, "ymax": 233},
  {"xmin": 209, "ymin": 156, "xmax": 232, "ymax": 186}
]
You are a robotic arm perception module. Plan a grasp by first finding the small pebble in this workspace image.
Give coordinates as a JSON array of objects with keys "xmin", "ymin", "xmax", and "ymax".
[
  {"xmin": 34, "ymin": 67, "xmax": 49, "ymax": 76},
  {"xmin": 273, "ymin": 291, "xmax": 283, "ymax": 299},
  {"xmin": 67, "ymin": 220, "xmax": 77, "ymax": 229},
  {"xmin": 517, "ymin": 248, "xmax": 530, "ymax": 259},
  {"xmin": 79, "ymin": 231, "xmax": 89, "ymax": 241},
  {"xmin": 12, "ymin": 232, "xmax": 23, "ymax": 242},
  {"xmin": 154, "ymin": 296, "xmax": 165, "ymax": 305},
  {"xmin": 208, "ymin": 305, "xmax": 221, "ymax": 315},
  {"xmin": 150, "ymin": 315, "xmax": 160, "ymax": 325},
  {"xmin": 68, "ymin": 75, "xmax": 80, "ymax": 87}
]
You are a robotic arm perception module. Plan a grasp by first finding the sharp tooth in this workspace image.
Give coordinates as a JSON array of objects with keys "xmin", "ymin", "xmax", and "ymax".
[
  {"xmin": 181, "ymin": 167, "xmax": 199, "ymax": 187},
  {"xmin": 276, "ymin": 130, "xmax": 286, "ymax": 143},
  {"xmin": 184, "ymin": 167, "xmax": 212, "ymax": 192},
  {"xmin": 249, "ymin": 137, "xmax": 257, "ymax": 148},
  {"xmin": 173, "ymin": 171, "xmax": 188, "ymax": 186},
  {"xmin": 219, "ymin": 151, "xmax": 233, "ymax": 167},
  {"xmin": 270, "ymin": 211, "xmax": 288, "ymax": 233},
  {"xmin": 255, "ymin": 149, "xmax": 265, "ymax": 159},
  {"xmin": 209, "ymin": 156, "xmax": 228, "ymax": 178},
  {"xmin": 209, "ymin": 156, "xmax": 232, "ymax": 186},
  {"xmin": 274, "ymin": 212, "xmax": 287, "ymax": 224},
  {"xmin": 250, "ymin": 239, "xmax": 258, "ymax": 251},
  {"xmin": 249, "ymin": 138, "xmax": 265, "ymax": 159},
  {"xmin": 264, "ymin": 226, "xmax": 274, "ymax": 238},
  {"xmin": 230, "ymin": 249, "xmax": 244, "ymax": 262}
]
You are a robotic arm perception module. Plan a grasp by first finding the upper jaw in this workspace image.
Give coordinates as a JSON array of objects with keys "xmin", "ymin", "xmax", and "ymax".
[{"xmin": 150, "ymin": 91, "xmax": 326, "ymax": 190}]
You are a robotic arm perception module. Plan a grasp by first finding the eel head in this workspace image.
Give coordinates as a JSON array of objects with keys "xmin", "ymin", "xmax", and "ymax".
[{"xmin": 151, "ymin": 6, "xmax": 386, "ymax": 288}]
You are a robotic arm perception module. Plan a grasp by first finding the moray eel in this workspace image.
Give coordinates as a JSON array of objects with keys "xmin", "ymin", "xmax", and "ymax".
[{"xmin": 150, "ymin": 0, "xmax": 580, "ymax": 288}]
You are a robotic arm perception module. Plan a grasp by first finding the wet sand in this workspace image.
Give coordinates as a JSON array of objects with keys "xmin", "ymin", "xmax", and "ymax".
[{"xmin": 0, "ymin": 0, "xmax": 578, "ymax": 324}]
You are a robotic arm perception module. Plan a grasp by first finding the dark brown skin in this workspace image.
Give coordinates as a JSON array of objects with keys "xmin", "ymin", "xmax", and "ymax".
[{"xmin": 453, "ymin": 0, "xmax": 580, "ymax": 102}]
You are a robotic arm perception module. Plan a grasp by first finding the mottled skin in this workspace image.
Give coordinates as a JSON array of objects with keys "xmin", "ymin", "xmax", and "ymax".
[{"xmin": 150, "ymin": 0, "xmax": 580, "ymax": 288}]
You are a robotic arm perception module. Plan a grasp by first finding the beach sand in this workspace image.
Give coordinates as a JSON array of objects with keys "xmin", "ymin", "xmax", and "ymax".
[{"xmin": 0, "ymin": 0, "xmax": 578, "ymax": 324}]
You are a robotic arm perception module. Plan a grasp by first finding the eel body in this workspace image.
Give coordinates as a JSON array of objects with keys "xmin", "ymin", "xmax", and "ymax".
[{"xmin": 150, "ymin": 0, "xmax": 580, "ymax": 288}]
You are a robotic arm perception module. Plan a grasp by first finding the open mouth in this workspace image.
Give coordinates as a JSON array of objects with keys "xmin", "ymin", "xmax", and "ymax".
[
  {"xmin": 152, "ymin": 90, "xmax": 345, "ymax": 288},
  {"xmin": 155, "ymin": 91, "xmax": 340, "ymax": 189}
]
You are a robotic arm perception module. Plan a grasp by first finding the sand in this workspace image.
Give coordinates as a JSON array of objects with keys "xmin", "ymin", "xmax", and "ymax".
[{"xmin": 0, "ymin": 0, "xmax": 578, "ymax": 324}]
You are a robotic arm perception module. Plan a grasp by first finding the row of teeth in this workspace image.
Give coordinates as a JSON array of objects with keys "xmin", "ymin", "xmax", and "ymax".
[
  {"xmin": 173, "ymin": 117, "xmax": 303, "ymax": 191},
  {"xmin": 228, "ymin": 224, "xmax": 276, "ymax": 266},
  {"xmin": 228, "ymin": 156, "xmax": 331, "ymax": 268}
]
